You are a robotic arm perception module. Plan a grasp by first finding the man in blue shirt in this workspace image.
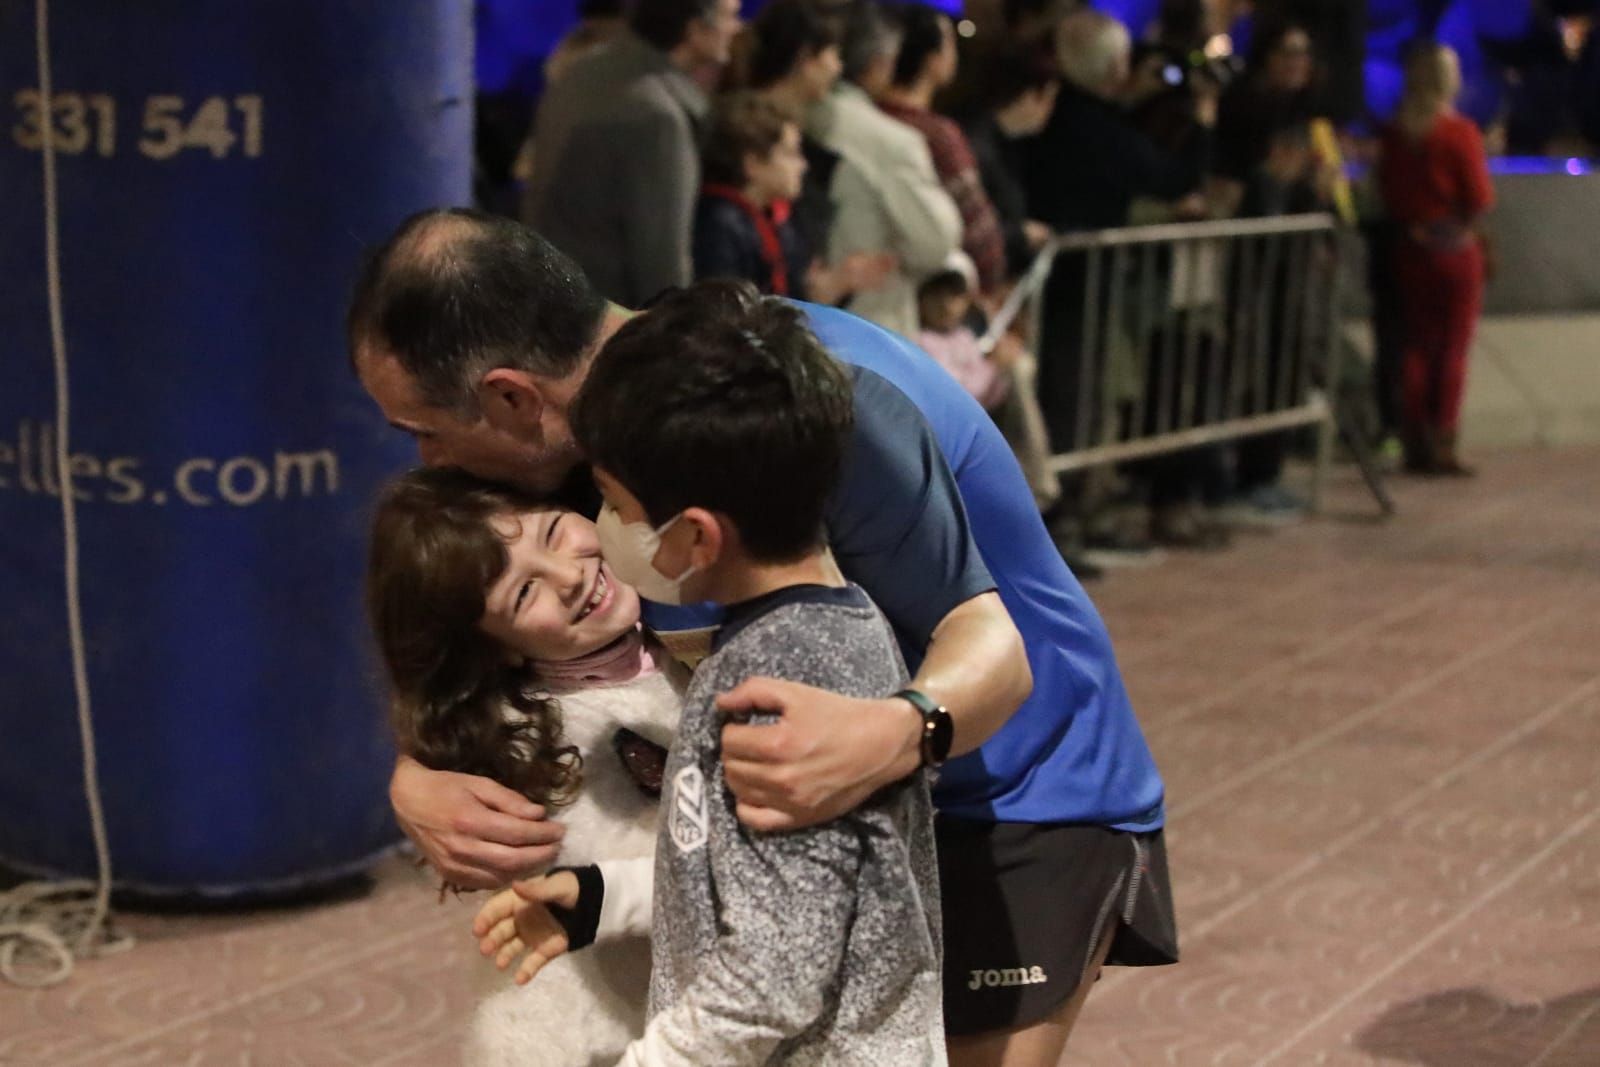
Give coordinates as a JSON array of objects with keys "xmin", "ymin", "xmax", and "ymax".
[{"xmin": 350, "ymin": 210, "xmax": 1177, "ymax": 1065}]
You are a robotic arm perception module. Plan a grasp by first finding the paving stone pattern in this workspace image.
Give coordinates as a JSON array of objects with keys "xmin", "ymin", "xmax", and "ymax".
[{"xmin": 2, "ymin": 447, "xmax": 1596, "ymax": 1066}]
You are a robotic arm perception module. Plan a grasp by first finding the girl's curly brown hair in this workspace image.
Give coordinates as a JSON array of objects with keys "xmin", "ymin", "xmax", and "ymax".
[{"xmin": 367, "ymin": 467, "xmax": 581, "ymax": 809}]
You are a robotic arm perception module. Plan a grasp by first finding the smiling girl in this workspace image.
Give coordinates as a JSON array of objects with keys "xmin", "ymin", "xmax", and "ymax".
[{"xmin": 366, "ymin": 466, "xmax": 681, "ymax": 1066}]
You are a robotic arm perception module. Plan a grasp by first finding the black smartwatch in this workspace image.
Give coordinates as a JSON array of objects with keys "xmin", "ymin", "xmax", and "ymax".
[{"xmin": 894, "ymin": 688, "xmax": 954, "ymax": 768}]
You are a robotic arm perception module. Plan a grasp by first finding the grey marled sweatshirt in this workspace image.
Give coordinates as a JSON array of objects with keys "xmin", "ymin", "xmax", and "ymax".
[{"xmin": 617, "ymin": 583, "xmax": 945, "ymax": 1067}]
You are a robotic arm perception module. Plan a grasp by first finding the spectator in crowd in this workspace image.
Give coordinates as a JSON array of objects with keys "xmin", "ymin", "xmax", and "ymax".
[
  {"xmin": 746, "ymin": 0, "xmax": 847, "ymax": 258},
  {"xmin": 544, "ymin": 0, "xmax": 628, "ymax": 85},
  {"xmin": 878, "ymin": 3, "xmax": 1009, "ymax": 297},
  {"xmin": 1124, "ymin": 0, "xmax": 1232, "ymax": 164},
  {"xmin": 1251, "ymin": 0, "xmax": 1366, "ymax": 123},
  {"xmin": 694, "ymin": 94, "xmax": 813, "ymax": 296},
  {"xmin": 1023, "ymin": 9, "xmax": 1214, "ymax": 239},
  {"xmin": 912, "ymin": 257, "xmax": 1056, "ymax": 512},
  {"xmin": 1216, "ymin": 115, "xmax": 1332, "ymax": 524},
  {"xmin": 1209, "ymin": 22, "xmax": 1324, "ymax": 218},
  {"xmin": 744, "ymin": 0, "xmax": 896, "ymax": 305},
  {"xmin": 522, "ymin": 0, "xmax": 742, "ymax": 308},
  {"xmin": 807, "ymin": 0, "xmax": 963, "ymax": 336},
  {"xmin": 961, "ymin": 43, "xmax": 1060, "ymax": 279},
  {"xmin": 1020, "ymin": 9, "xmax": 1214, "ymax": 468},
  {"xmin": 915, "ymin": 259, "xmax": 1016, "ymax": 413},
  {"xmin": 1204, "ymin": 27, "xmax": 1334, "ymax": 521},
  {"xmin": 1377, "ymin": 41, "xmax": 1494, "ymax": 478},
  {"xmin": 935, "ymin": 0, "xmax": 1077, "ymax": 118}
]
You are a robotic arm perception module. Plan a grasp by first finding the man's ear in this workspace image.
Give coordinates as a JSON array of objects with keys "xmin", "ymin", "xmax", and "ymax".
[{"xmin": 476, "ymin": 368, "xmax": 546, "ymax": 432}]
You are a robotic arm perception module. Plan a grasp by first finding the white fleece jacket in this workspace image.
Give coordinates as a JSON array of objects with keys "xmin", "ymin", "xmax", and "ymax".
[{"xmin": 463, "ymin": 666, "xmax": 681, "ymax": 1067}]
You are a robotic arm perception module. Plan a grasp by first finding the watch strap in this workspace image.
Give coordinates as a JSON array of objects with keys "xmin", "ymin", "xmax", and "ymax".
[{"xmin": 894, "ymin": 687, "xmax": 952, "ymax": 768}]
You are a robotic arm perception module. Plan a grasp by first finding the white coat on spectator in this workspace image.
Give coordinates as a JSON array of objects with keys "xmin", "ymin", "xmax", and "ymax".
[{"xmin": 809, "ymin": 82, "xmax": 962, "ymax": 338}]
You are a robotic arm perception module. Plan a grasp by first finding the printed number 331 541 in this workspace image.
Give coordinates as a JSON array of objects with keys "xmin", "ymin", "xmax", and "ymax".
[{"xmin": 11, "ymin": 91, "xmax": 263, "ymax": 160}]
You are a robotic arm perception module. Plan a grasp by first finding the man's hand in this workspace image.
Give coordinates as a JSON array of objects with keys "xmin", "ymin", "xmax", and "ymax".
[
  {"xmin": 472, "ymin": 871, "xmax": 580, "ymax": 985},
  {"xmin": 390, "ymin": 755, "xmax": 565, "ymax": 889},
  {"xmin": 717, "ymin": 679, "xmax": 922, "ymax": 832}
]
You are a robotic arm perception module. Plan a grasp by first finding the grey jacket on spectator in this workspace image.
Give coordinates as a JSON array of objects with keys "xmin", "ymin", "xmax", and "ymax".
[
  {"xmin": 522, "ymin": 32, "xmax": 708, "ymax": 308},
  {"xmin": 808, "ymin": 83, "xmax": 961, "ymax": 338}
]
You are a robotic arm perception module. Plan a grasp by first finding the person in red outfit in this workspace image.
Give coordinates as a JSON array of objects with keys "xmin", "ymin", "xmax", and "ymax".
[
  {"xmin": 878, "ymin": 3, "xmax": 1009, "ymax": 298},
  {"xmin": 1377, "ymin": 41, "xmax": 1495, "ymax": 476}
]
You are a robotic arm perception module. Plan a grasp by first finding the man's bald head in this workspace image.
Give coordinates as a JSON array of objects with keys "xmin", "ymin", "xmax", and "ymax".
[
  {"xmin": 346, "ymin": 209, "xmax": 607, "ymax": 416},
  {"xmin": 1055, "ymin": 9, "xmax": 1130, "ymax": 98}
]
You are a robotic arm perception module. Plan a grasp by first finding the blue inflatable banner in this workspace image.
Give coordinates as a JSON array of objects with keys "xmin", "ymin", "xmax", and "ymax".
[{"xmin": 0, "ymin": 1, "xmax": 471, "ymax": 894}]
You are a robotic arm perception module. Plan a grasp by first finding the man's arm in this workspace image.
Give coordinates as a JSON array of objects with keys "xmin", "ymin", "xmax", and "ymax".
[
  {"xmin": 720, "ymin": 361, "xmax": 1032, "ymax": 831},
  {"xmin": 718, "ymin": 592, "xmax": 1028, "ymax": 831},
  {"xmin": 389, "ymin": 753, "xmax": 565, "ymax": 888}
]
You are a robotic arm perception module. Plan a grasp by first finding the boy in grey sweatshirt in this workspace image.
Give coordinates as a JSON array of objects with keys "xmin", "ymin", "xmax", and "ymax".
[{"xmin": 571, "ymin": 281, "xmax": 945, "ymax": 1066}]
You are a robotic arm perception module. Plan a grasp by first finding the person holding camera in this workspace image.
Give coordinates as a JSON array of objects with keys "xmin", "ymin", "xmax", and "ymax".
[{"xmin": 1018, "ymin": 9, "xmax": 1216, "ymax": 471}]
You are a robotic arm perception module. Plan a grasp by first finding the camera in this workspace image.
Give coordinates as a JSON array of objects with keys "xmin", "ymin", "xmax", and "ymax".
[{"xmin": 1139, "ymin": 44, "xmax": 1242, "ymax": 94}]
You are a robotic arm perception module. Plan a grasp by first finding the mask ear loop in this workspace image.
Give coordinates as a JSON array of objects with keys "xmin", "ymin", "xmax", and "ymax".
[{"xmin": 652, "ymin": 512, "xmax": 701, "ymax": 584}]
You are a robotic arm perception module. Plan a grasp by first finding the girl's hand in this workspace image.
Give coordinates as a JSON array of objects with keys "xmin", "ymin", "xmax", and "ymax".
[{"xmin": 472, "ymin": 870, "xmax": 581, "ymax": 985}]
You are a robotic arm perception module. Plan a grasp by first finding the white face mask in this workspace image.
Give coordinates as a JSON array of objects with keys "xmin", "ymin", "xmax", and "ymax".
[{"xmin": 594, "ymin": 502, "xmax": 702, "ymax": 606}]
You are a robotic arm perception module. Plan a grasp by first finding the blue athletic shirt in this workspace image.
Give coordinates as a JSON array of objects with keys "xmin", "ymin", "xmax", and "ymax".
[{"xmin": 641, "ymin": 302, "xmax": 1164, "ymax": 830}]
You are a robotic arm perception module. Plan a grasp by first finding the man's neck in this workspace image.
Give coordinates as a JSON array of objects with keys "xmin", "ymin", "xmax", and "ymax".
[
  {"xmin": 878, "ymin": 81, "xmax": 935, "ymax": 111},
  {"xmin": 706, "ymin": 550, "xmax": 842, "ymax": 606}
]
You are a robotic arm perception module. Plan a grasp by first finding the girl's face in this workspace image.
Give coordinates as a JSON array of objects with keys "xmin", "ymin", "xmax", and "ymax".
[{"xmin": 478, "ymin": 508, "xmax": 641, "ymax": 663}]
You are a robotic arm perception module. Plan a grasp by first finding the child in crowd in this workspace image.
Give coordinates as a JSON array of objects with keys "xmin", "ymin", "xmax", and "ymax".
[
  {"xmin": 485, "ymin": 281, "xmax": 946, "ymax": 1065},
  {"xmin": 914, "ymin": 259, "xmax": 1016, "ymax": 413},
  {"xmin": 695, "ymin": 92, "xmax": 893, "ymax": 304},
  {"xmin": 366, "ymin": 467, "xmax": 683, "ymax": 1067},
  {"xmin": 915, "ymin": 260, "xmax": 1058, "ymax": 508}
]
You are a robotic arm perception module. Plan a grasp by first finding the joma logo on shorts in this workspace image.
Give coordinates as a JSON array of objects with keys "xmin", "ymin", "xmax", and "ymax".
[{"xmin": 968, "ymin": 966, "xmax": 1048, "ymax": 990}]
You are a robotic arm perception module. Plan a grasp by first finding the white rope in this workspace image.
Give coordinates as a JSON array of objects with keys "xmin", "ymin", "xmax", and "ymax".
[{"xmin": 0, "ymin": 0, "xmax": 132, "ymax": 989}]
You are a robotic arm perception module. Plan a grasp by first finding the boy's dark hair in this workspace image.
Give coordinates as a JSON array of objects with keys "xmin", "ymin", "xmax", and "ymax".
[
  {"xmin": 892, "ymin": 3, "xmax": 948, "ymax": 88},
  {"xmin": 981, "ymin": 41, "xmax": 1060, "ymax": 110},
  {"xmin": 702, "ymin": 93, "xmax": 796, "ymax": 187},
  {"xmin": 629, "ymin": 0, "xmax": 720, "ymax": 52},
  {"xmin": 749, "ymin": 0, "xmax": 842, "ymax": 89},
  {"xmin": 346, "ymin": 209, "xmax": 606, "ymax": 414},
  {"xmin": 572, "ymin": 280, "xmax": 854, "ymax": 563}
]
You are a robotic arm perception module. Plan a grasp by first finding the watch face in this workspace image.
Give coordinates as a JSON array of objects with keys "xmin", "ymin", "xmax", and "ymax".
[{"xmin": 930, "ymin": 710, "xmax": 955, "ymax": 763}]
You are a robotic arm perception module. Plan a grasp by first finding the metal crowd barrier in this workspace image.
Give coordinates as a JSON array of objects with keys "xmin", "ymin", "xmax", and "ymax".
[{"xmin": 983, "ymin": 213, "xmax": 1372, "ymax": 512}]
